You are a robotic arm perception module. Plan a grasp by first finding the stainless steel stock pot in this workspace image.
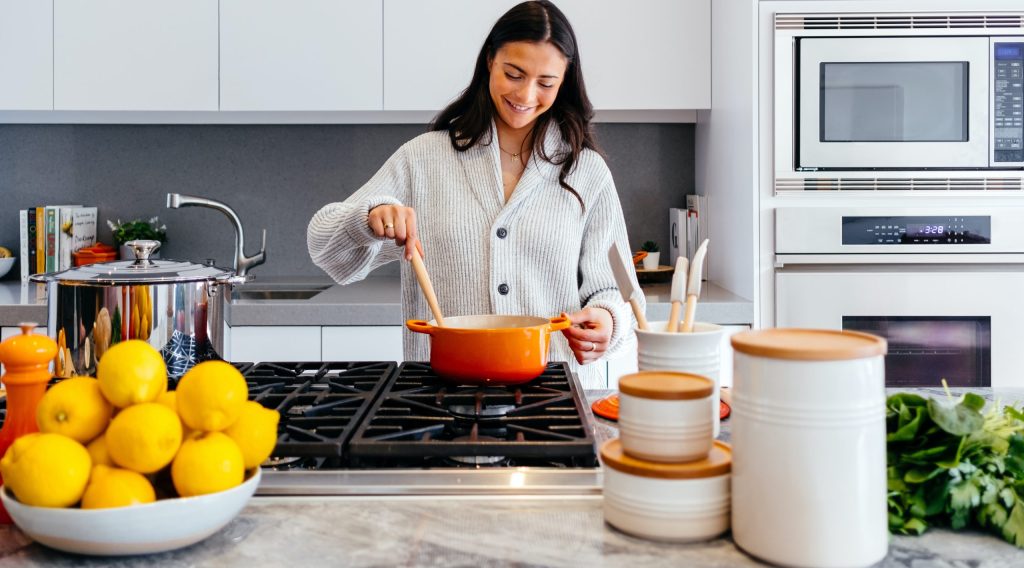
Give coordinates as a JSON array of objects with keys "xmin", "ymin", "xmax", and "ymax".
[{"xmin": 30, "ymin": 240, "xmax": 247, "ymax": 381}]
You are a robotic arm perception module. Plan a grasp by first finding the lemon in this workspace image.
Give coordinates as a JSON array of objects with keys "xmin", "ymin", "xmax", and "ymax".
[
  {"xmin": 0, "ymin": 433, "xmax": 91, "ymax": 508},
  {"xmin": 105, "ymin": 403, "xmax": 182, "ymax": 474},
  {"xmin": 155, "ymin": 390, "xmax": 193, "ymax": 436},
  {"xmin": 81, "ymin": 465, "xmax": 156, "ymax": 509},
  {"xmin": 86, "ymin": 433, "xmax": 115, "ymax": 467},
  {"xmin": 96, "ymin": 340, "xmax": 168, "ymax": 408},
  {"xmin": 224, "ymin": 401, "xmax": 280, "ymax": 469},
  {"xmin": 176, "ymin": 361, "xmax": 249, "ymax": 432},
  {"xmin": 36, "ymin": 377, "xmax": 113, "ymax": 444},
  {"xmin": 171, "ymin": 432, "xmax": 245, "ymax": 497}
]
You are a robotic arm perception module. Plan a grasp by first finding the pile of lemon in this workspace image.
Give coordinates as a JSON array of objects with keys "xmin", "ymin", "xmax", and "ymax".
[{"xmin": 0, "ymin": 341, "xmax": 279, "ymax": 509}]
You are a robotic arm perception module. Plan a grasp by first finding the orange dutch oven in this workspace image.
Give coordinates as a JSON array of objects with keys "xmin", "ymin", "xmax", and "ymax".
[{"xmin": 406, "ymin": 314, "xmax": 572, "ymax": 385}]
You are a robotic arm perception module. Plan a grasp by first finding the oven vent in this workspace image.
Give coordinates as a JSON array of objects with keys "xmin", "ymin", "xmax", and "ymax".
[
  {"xmin": 775, "ymin": 13, "xmax": 1024, "ymax": 31},
  {"xmin": 775, "ymin": 178, "xmax": 1024, "ymax": 192}
]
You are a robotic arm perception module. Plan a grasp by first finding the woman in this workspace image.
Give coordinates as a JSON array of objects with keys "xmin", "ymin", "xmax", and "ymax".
[{"xmin": 307, "ymin": 0, "xmax": 643, "ymax": 388}]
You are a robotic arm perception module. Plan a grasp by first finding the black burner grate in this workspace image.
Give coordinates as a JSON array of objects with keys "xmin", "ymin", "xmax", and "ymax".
[
  {"xmin": 348, "ymin": 362, "xmax": 598, "ymax": 467},
  {"xmin": 240, "ymin": 361, "xmax": 397, "ymax": 458}
]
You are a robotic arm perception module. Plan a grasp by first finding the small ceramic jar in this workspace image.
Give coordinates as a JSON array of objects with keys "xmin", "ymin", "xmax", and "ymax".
[
  {"xmin": 618, "ymin": 371, "xmax": 713, "ymax": 462},
  {"xmin": 601, "ymin": 438, "xmax": 731, "ymax": 542},
  {"xmin": 730, "ymin": 328, "xmax": 888, "ymax": 568}
]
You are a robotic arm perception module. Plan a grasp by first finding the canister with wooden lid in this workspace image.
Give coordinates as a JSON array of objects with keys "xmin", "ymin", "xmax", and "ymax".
[
  {"xmin": 617, "ymin": 371, "xmax": 714, "ymax": 462},
  {"xmin": 601, "ymin": 438, "xmax": 731, "ymax": 542},
  {"xmin": 729, "ymin": 329, "xmax": 887, "ymax": 568}
]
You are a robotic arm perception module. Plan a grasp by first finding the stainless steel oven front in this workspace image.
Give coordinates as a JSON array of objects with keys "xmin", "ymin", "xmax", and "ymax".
[
  {"xmin": 774, "ymin": 11, "xmax": 1024, "ymax": 192},
  {"xmin": 774, "ymin": 206, "xmax": 1024, "ymax": 388}
]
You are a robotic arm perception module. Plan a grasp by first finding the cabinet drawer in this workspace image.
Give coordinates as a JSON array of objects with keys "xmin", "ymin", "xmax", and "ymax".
[
  {"xmin": 228, "ymin": 326, "xmax": 321, "ymax": 363},
  {"xmin": 322, "ymin": 326, "xmax": 402, "ymax": 362}
]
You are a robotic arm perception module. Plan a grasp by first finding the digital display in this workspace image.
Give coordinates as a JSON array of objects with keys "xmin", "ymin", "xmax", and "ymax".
[
  {"xmin": 907, "ymin": 224, "xmax": 946, "ymax": 237},
  {"xmin": 995, "ymin": 44, "xmax": 1022, "ymax": 59}
]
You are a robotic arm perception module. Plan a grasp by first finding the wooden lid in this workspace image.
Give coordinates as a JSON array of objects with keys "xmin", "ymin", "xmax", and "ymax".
[
  {"xmin": 600, "ymin": 439, "xmax": 731, "ymax": 479},
  {"xmin": 618, "ymin": 371, "xmax": 713, "ymax": 400},
  {"xmin": 730, "ymin": 328, "xmax": 886, "ymax": 361}
]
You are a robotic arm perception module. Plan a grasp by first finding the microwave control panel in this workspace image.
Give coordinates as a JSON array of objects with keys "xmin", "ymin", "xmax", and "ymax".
[
  {"xmin": 994, "ymin": 42, "xmax": 1024, "ymax": 163},
  {"xmin": 842, "ymin": 216, "xmax": 991, "ymax": 245}
]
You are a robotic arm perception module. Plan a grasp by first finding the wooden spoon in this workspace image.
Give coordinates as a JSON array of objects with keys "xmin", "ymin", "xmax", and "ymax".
[{"xmin": 408, "ymin": 246, "xmax": 445, "ymax": 327}]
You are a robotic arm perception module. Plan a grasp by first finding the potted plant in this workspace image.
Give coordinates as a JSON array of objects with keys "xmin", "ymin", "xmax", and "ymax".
[
  {"xmin": 640, "ymin": 240, "xmax": 660, "ymax": 270},
  {"xmin": 107, "ymin": 217, "xmax": 167, "ymax": 260}
]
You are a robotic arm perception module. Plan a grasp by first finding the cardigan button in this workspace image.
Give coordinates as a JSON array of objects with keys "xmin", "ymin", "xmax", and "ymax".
[
  {"xmin": 498, "ymin": 283, "xmax": 509, "ymax": 295},
  {"xmin": 496, "ymin": 227, "xmax": 508, "ymax": 239}
]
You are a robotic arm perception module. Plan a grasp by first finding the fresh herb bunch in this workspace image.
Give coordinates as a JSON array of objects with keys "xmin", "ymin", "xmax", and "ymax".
[
  {"xmin": 887, "ymin": 391, "xmax": 1024, "ymax": 547},
  {"xmin": 107, "ymin": 217, "xmax": 168, "ymax": 246},
  {"xmin": 640, "ymin": 240, "xmax": 659, "ymax": 253}
]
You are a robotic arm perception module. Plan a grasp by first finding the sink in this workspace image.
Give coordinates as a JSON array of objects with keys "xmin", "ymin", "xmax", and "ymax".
[{"xmin": 231, "ymin": 285, "xmax": 330, "ymax": 301}]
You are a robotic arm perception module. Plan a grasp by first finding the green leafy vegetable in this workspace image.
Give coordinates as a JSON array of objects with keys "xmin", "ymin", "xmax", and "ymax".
[{"xmin": 887, "ymin": 391, "xmax": 1024, "ymax": 548}]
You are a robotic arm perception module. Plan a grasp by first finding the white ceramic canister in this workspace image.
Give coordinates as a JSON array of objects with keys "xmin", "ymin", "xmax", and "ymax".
[
  {"xmin": 635, "ymin": 321, "xmax": 724, "ymax": 438},
  {"xmin": 729, "ymin": 329, "xmax": 888, "ymax": 568},
  {"xmin": 601, "ymin": 438, "xmax": 731, "ymax": 542},
  {"xmin": 617, "ymin": 371, "xmax": 714, "ymax": 462}
]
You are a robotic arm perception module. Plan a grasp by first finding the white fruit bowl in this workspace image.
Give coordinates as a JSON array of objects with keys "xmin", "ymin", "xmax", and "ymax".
[
  {"xmin": 0, "ymin": 257, "xmax": 14, "ymax": 279},
  {"xmin": 0, "ymin": 468, "xmax": 260, "ymax": 556}
]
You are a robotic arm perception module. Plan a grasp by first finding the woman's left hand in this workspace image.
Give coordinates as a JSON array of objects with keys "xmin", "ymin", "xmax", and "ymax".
[{"xmin": 561, "ymin": 307, "xmax": 613, "ymax": 365}]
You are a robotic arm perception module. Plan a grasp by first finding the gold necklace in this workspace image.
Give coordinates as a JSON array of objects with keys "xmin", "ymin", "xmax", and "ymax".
[{"xmin": 499, "ymin": 145, "xmax": 526, "ymax": 165}]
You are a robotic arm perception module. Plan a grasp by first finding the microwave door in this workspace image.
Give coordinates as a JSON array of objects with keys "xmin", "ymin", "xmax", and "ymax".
[{"xmin": 797, "ymin": 37, "xmax": 990, "ymax": 170}]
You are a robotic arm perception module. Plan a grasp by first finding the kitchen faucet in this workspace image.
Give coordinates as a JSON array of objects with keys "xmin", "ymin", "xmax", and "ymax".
[{"xmin": 166, "ymin": 193, "xmax": 267, "ymax": 276}]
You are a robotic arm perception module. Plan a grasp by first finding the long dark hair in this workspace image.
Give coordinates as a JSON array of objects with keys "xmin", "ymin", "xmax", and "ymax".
[{"xmin": 429, "ymin": 0, "xmax": 597, "ymax": 210}]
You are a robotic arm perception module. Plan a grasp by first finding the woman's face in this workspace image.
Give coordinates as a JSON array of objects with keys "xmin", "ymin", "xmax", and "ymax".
[{"xmin": 488, "ymin": 41, "xmax": 568, "ymax": 133}]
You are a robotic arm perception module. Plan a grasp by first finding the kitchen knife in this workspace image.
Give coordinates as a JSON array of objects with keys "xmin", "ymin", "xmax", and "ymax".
[
  {"xmin": 681, "ymin": 239, "xmax": 709, "ymax": 333},
  {"xmin": 608, "ymin": 242, "xmax": 648, "ymax": 331},
  {"xmin": 666, "ymin": 256, "xmax": 688, "ymax": 332}
]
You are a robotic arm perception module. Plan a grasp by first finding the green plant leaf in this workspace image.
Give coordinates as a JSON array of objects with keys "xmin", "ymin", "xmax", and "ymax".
[{"xmin": 928, "ymin": 397, "xmax": 984, "ymax": 436}]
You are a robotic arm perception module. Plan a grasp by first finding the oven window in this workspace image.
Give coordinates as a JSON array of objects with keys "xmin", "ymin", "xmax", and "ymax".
[
  {"xmin": 820, "ymin": 62, "xmax": 968, "ymax": 143},
  {"xmin": 841, "ymin": 316, "xmax": 990, "ymax": 388}
]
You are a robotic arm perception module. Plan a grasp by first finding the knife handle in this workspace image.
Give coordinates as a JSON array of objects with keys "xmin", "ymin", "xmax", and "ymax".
[
  {"xmin": 681, "ymin": 295, "xmax": 697, "ymax": 333},
  {"xmin": 667, "ymin": 301, "xmax": 681, "ymax": 333},
  {"xmin": 629, "ymin": 298, "xmax": 649, "ymax": 331}
]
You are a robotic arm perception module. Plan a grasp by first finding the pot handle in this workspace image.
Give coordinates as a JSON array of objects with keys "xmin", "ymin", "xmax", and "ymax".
[
  {"xmin": 406, "ymin": 320, "xmax": 434, "ymax": 335},
  {"xmin": 547, "ymin": 313, "xmax": 572, "ymax": 332}
]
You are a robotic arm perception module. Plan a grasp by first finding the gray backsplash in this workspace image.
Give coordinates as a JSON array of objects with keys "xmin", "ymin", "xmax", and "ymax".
[{"xmin": 0, "ymin": 123, "xmax": 692, "ymax": 280}]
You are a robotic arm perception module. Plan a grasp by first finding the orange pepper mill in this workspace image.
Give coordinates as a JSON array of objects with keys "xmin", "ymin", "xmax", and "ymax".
[{"xmin": 0, "ymin": 322, "xmax": 58, "ymax": 524}]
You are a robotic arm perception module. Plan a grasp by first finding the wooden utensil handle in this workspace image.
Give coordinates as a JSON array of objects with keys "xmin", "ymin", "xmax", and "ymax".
[
  {"xmin": 681, "ymin": 295, "xmax": 697, "ymax": 333},
  {"xmin": 629, "ymin": 298, "xmax": 649, "ymax": 331},
  {"xmin": 409, "ymin": 247, "xmax": 445, "ymax": 327},
  {"xmin": 667, "ymin": 301, "xmax": 681, "ymax": 333}
]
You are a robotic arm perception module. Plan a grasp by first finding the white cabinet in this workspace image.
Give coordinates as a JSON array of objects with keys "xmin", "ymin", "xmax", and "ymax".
[
  {"xmin": 383, "ymin": 0, "xmax": 515, "ymax": 111},
  {"xmin": 220, "ymin": 0, "xmax": 383, "ymax": 111},
  {"xmin": 606, "ymin": 324, "xmax": 749, "ymax": 389},
  {"xmin": 557, "ymin": 0, "xmax": 710, "ymax": 110},
  {"xmin": 0, "ymin": 0, "xmax": 52, "ymax": 110},
  {"xmin": 383, "ymin": 0, "xmax": 710, "ymax": 112},
  {"xmin": 321, "ymin": 326, "xmax": 403, "ymax": 362},
  {"xmin": 53, "ymin": 0, "xmax": 218, "ymax": 110},
  {"xmin": 227, "ymin": 326, "xmax": 321, "ymax": 363}
]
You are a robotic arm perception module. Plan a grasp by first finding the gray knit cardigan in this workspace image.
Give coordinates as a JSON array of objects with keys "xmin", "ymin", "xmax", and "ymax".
[{"xmin": 306, "ymin": 125, "xmax": 643, "ymax": 388}]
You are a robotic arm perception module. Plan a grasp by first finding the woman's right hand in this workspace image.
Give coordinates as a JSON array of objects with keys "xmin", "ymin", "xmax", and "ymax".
[{"xmin": 368, "ymin": 204, "xmax": 422, "ymax": 260}]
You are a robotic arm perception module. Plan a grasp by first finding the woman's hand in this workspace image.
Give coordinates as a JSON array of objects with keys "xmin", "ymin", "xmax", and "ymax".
[
  {"xmin": 561, "ymin": 307, "xmax": 613, "ymax": 365},
  {"xmin": 368, "ymin": 204, "xmax": 422, "ymax": 260}
]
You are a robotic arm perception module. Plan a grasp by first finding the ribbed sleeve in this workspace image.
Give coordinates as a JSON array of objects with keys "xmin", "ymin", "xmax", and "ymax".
[{"xmin": 307, "ymin": 129, "xmax": 645, "ymax": 389}]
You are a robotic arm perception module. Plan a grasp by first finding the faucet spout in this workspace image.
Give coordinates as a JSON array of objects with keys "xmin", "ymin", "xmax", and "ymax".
[{"xmin": 165, "ymin": 193, "xmax": 267, "ymax": 276}]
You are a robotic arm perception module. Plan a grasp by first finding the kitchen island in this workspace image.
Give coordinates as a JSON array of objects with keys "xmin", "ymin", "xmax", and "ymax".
[{"xmin": 0, "ymin": 388, "xmax": 1021, "ymax": 567}]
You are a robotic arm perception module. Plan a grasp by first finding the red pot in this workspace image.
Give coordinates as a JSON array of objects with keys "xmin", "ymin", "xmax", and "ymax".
[{"xmin": 406, "ymin": 314, "xmax": 571, "ymax": 385}]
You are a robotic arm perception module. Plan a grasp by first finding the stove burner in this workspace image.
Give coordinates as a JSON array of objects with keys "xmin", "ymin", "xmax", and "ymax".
[
  {"xmin": 448, "ymin": 390, "xmax": 517, "ymax": 418},
  {"xmin": 447, "ymin": 434, "xmax": 507, "ymax": 465},
  {"xmin": 263, "ymin": 455, "xmax": 302, "ymax": 468}
]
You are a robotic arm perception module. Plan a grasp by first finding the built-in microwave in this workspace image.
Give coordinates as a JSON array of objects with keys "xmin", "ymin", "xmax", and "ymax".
[{"xmin": 774, "ymin": 12, "xmax": 1024, "ymax": 191}]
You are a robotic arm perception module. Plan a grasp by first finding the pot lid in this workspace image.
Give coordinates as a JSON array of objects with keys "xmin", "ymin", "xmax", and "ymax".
[{"xmin": 32, "ymin": 240, "xmax": 237, "ymax": 285}]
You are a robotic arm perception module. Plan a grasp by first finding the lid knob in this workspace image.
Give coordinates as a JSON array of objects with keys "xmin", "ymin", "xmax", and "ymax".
[
  {"xmin": 126, "ymin": 240, "xmax": 162, "ymax": 265},
  {"xmin": 0, "ymin": 321, "xmax": 58, "ymax": 378}
]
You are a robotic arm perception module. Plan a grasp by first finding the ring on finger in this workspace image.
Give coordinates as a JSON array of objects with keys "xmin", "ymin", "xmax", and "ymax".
[
  {"xmin": 383, "ymin": 222, "xmax": 395, "ymax": 230},
  {"xmin": 587, "ymin": 341, "xmax": 596, "ymax": 352}
]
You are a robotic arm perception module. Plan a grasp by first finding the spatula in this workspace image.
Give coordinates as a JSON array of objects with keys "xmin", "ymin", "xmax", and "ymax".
[
  {"xmin": 681, "ymin": 238, "xmax": 709, "ymax": 333},
  {"xmin": 409, "ymin": 246, "xmax": 445, "ymax": 327},
  {"xmin": 608, "ymin": 241, "xmax": 648, "ymax": 331},
  {"xmin": 666, "ymin": 256, "xmax": 688, "ymax": 332}
]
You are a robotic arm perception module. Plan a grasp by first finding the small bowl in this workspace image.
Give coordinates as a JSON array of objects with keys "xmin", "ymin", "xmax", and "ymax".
[
  {"xmin": 0, "ymin": 257, "xmax": 15, "ymax": 279},
  {"xmin": 1, "ymin": 468, "xmax": 260, "ymax": 556}
]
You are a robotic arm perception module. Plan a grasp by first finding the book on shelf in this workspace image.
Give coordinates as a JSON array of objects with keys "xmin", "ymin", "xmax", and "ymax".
[{"xmin": 20, "ymin": 204, "xmax": 93, "ymax": 281}]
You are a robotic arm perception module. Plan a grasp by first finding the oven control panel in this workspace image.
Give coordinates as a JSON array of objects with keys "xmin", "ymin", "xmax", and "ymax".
[
  {"xmin": 993, "ymin": 42, "xmax": 1024, "ymax": 164},
  {"xmin": 841, "ymin": 216, "xmax": 991, "ymax": 245}
]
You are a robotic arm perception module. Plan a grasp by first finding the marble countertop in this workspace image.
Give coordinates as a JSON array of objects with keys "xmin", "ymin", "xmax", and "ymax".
[
  {"xmin": 0, "ymin": 388, "xmax": 1021, "ymax": 566},
  {"xmin": 0, "ymin": 276, "xmax": 754, "ymax": 327}
]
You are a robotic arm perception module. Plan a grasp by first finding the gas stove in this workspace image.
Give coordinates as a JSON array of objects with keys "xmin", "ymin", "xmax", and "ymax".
[{"xmin": 234, "ymin": 361, "xmax": 604, "ymax": 496}]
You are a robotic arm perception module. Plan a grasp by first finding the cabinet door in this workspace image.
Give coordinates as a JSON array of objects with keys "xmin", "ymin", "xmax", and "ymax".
[
  {"xmin": 228, "ymin": 326, "xmax": 321, "ymax": 364},
  {"xmin": 220, "ymin": 0, "xmax": 383, "ymax": 111},
  {"xmin": 322, "ymin": 326, "xmax": 402, "ymax": 363},
  {"xmin": 383, "ymin": 0, "xmax": 517, "ymax": 111},
  {"xmin": 0, "ymin": 0, "xmax": 52, "ymax": 110},
  {"xmin": 556, "ymin": 0, "xmax": 709, "ymax": 109},
  {"xmin": 53, "ymin": 0, "xmax": 218, "ymax": 110}
]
